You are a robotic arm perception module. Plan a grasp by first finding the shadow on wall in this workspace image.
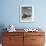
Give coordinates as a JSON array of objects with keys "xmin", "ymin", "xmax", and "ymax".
[{"xmin": 0, "ymin": 24, "xmax": 7, "ymax": 43}]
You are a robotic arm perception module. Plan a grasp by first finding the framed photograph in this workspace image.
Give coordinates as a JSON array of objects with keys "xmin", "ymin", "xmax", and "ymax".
[{"xmin": 20, "ymin": 5, "xmax": 34, "ymax": 22}]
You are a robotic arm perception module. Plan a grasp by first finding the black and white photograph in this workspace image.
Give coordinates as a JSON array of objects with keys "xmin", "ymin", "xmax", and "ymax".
[{"xmin": 20, "ymin": 5, "xmax": 34, "ymax": 22}]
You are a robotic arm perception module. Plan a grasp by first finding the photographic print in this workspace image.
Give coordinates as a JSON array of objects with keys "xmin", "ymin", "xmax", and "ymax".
[{"xmin": 20, "ymin": 5, "xmax": 34, "ymax": 22}]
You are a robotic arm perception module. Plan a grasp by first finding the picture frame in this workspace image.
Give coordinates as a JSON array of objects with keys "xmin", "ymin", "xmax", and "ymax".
[{"xmin": 20, "ymin": 5, "xmax": 34, "ymax": 22}]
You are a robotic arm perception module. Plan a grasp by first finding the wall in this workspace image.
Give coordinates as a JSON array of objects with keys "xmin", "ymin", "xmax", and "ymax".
[{"xmin": 0, "ymin": 0, "xmax": 46, "ymax": 29}]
